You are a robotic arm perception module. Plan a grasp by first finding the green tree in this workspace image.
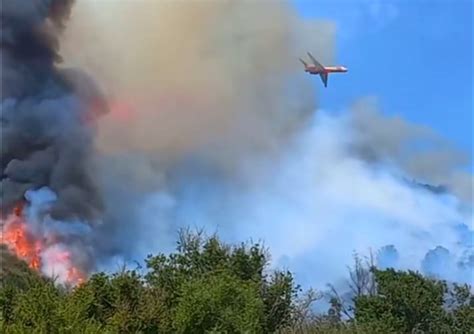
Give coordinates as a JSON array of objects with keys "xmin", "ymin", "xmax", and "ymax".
[
  {"xmin": 6, "ymin": 280, "xmax": 65, "ymax": 333},
  {"xmin": 145, "ymin": 229, "xmax": 297, "ymax": 332},
  {"xmin": 445, "ymin": 283, "xmax": 474, "ymax": 333},
  {"xmin": 174, "ymin": 271, "xmax": 264, "ymax": 333},
  {"xmin": 355, "ymin": 268, "xmax": 448, "ymax": 333},
  {"xmin": 1, "ymin": 232, "xmax": 473, "ymax": 333}
]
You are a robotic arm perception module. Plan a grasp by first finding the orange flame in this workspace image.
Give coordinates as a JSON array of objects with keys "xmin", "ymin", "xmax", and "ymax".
[
  {"xmin": 2, "ymin": 204, "xmax": 42, "ymax": 270},
  {"xmin": 1, "ymin": 203, "xmax": 86, "ymax": 286},
  {"xmin": 68, "ymin": 267, "xmax": 85, "ymax": 286}
]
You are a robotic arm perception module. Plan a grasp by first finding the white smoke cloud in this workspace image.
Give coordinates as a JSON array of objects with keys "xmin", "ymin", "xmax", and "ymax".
[
  {"xmin": 130, "ymin": 108, "xmax": 472, "ymax": 290},
  {"xmin": 20, "ymin": 187, "xmax": 93, "ymax": 284},
  {"xmin": 54, "ymin": 0, "xmax": 472, "ymax": 291}
]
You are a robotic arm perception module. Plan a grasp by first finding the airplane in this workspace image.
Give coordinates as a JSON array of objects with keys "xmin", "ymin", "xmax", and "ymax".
[{"xmin": 299, "ymin": 52, "xmax": 348, "ymax": 87}]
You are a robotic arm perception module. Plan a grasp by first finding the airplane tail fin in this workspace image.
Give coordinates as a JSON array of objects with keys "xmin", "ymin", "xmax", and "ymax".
[
  {"xmin": 307, "ymin": 52, "xmax": 325, "ymax": 71},
  {"xmin": 299, "ymin": 58, "xmax": 308, "ymax": 67}
]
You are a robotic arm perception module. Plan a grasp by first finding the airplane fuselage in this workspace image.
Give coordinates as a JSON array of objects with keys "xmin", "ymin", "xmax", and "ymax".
[
  {"xmin": 300, "ymin": 52, "xmax": 347, "ymax": 87},
  {"xmin": 305, "ymin": 65, "xmax": 348, "ymax": 74}
]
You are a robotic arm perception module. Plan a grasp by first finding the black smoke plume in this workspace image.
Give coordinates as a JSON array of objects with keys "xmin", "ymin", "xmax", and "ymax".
[{"xmin": 1, "ymin": 0, "xmax": 107, "ymax": 221}]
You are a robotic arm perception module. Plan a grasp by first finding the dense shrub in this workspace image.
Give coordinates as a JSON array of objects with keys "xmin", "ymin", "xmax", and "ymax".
[{"xmin": 1, "ymin": 232, "xmax": 472, "ymax": 333}]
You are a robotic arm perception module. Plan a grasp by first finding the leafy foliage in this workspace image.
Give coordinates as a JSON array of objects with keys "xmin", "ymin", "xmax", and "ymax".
[
  {"xmin": 355, "ymin": 269, "xmax": 447, "ymax": 333},
  {"xmin": 0, "ymin": 232, "xmax": 473, "ymax": 333},
  {"xmin": 173, "ymin": 271, "xmax": 264, "ymax": 333}
]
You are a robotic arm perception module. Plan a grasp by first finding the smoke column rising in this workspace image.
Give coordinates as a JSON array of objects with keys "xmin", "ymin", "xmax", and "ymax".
[
  {"xmin": 1, "ymin": 0, "xmax": 108, "ymax": 281},
  {"xmin": 60, "ymin": 0, "xmax": 337, "ymax": 267},
  {"xmin": 1, "ymin": 1, "xmax": 472, "ymax": 289},
  {"xmin": 60, "ymin": 1, "xmax": 472, "ymax": 288}
]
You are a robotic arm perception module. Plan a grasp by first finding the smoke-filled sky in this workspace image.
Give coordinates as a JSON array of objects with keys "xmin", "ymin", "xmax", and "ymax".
[
  {"xmin": 1, "ymin": 0, "xmax": 472, "ymax": 289},
  {"xmin": 296, "ymin": 0, "xmax": 473, "ymax": 158}
]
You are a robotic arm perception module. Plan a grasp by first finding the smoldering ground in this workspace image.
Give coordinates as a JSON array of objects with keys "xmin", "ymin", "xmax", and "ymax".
[{"xmin": 1, "ymin": 0, "xmax": 472, "ymax": 288}]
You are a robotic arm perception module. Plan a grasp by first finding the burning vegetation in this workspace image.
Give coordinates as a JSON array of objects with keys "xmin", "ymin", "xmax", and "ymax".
[
  {"xmin": 1, "ymin": 203, "xmax": 85, "ymax": 286},
  {"xmin": 0, "ymin": 231, "xmax": 472, "ymax": 333},
  {"xmin": 1, "ymin": 0, "xmax": 106, "ymax": 286},
  {"xmin": 1, "ymin": 204, "xmax": 41, "ymax": 271}
]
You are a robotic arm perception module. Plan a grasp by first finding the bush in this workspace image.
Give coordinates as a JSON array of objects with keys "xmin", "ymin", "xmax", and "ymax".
[
  {"xmin": 0, "ymin": 231, "xmax": 472, "ymax": 333},
  {"xmin": 173, "ymin": 271, "xmax": 264, "ymax": 333}
]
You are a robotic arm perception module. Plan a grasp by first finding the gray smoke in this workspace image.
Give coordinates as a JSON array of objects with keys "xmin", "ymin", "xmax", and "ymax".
[
  {"xmin": 349, "ymin": 97, "xmax": 473, "ymax": 204},
  {"xmin": 55, "ymin": 1, "xmax": 472, "ymax": 289},
  {"xmin": 1, "ymin": 0, "xmax": 107, "ymax": 221},
  {"xmin": 1, "ymin": 0, "xmax": 109, "ymax": 277},
  {"xmin": 58, "ymin": 0, "xmax": 334, "ymax": 268},
  {"xmin": 1, "ymin": 1, "xmax": 471, "ymax": 290}
]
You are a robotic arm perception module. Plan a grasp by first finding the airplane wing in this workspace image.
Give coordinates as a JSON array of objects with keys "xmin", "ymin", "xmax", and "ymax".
[
  {"xmin": 320, "ymin": 72, "xmax": 328, "ymax": 87},
  {"xmin": 299, "ymin": 58, "xmax": 308, "ymax": 67},
  {"xmin": 307, "ymin": 52, "xmax": 325, "ymax": 72}
]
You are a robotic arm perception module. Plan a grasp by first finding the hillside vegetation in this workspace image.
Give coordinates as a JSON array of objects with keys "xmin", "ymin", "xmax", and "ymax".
[{"xmin": 1, "ymin": 231, "xmax": 473, "ymax": 333}]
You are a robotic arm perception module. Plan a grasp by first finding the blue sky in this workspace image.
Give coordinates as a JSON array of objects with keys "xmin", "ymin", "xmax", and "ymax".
[{"xmin": 294, "ymin": 0, "xmax": 473, "ymax": 161}]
